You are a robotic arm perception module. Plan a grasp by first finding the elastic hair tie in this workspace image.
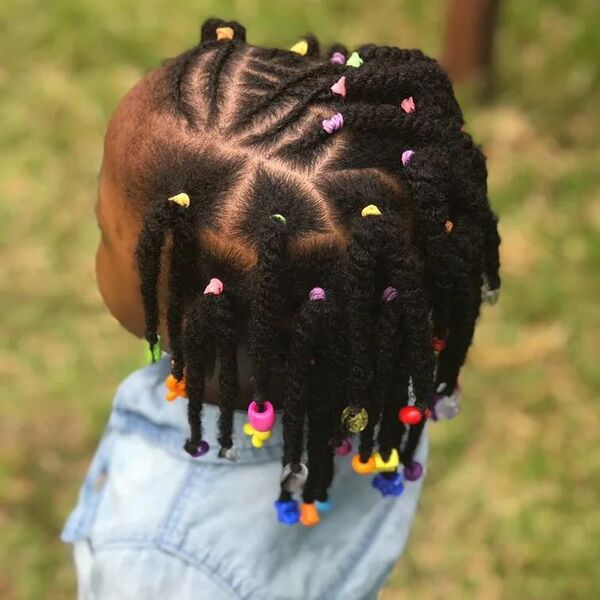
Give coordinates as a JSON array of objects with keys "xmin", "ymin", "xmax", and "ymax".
[
  {"xmin": 361, "ymin": 204, "xmax": 382, "ymax": 217},
  {"xmin": 203, "ymin": 278, "xmax": 224, "ymax": 296},
  {"xmin": 401, "ymin": 97, "xmax": 415, "ymax": 113},
  {"xmin": 168, "ymin": 192, "xmax": 190, "ymax": 208},
  {"xmin": 401, "ymin": 150, "xmax": 415, "ymax": 166},
  {"xmin": 271, "ymin": 213, "xmax": 287, "ymax": 224},
  {"xmin": 382, "ymin": 287, "xmax": 398, "ymax": 303},
  {"xmin": 309, "ymin": 287, "xmax": 326, "ymax": 302},
  {"xmin": 216, "ymin": 26, "xmax": 234, "ymax": 41},
  {"xmin": 330, "ymin": 76, "xmax": 346, "ymax": 98},
  {"xmin": 290, "ymin": 40, "xmax": 308, "ymax": 55},
  {"xmin": 322, "ymin": 113, "xmax": 344, "ymax": 134},
  {"xmin": 330, "ymin": 51, "xmax": 345, "ymax": 65},
  {"xmin": 346, "ymin": 51, "xmax": 364, "ymax": 68}
]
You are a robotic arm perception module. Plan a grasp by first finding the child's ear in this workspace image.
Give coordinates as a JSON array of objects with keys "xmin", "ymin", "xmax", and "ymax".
[{"xmin": 199, "ymin": 18, "xmax": 246, "ymax": 43}]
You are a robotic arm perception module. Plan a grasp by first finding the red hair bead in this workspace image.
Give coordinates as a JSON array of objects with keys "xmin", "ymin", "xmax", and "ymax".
[
  {"xmin": 398, "ymin": 406, "xmax": 423, "ymax": 425},
  {"xmin": 432, "ymin": 337, "xmax": 446, "ymax": 353}
]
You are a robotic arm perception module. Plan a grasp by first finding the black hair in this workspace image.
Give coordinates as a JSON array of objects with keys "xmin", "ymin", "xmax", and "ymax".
[{"xmin": 134, "ymin": 17, "xmax": 501, "ymax": 520}]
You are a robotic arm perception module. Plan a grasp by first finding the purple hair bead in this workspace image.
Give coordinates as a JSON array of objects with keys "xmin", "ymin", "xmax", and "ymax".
[
  {"xmin": 322, "ymin": 112, "xmax": 344, "ymax": 134},
  {"xmin": 403, "ymin": 461, "xmax": 424, "ymax": 482},
  {"xmin": 382, "ymin": 287, "xmax": 398, "ymax": 303},
  {"xmin": 309, "ymin": 287, "xmax": 326, "ymax": 302},
  {"xmin": 330, "ymin": 51, "xmax": 346, "ymax": 65},
  {"xmin": 402, "ymin": 149, "xmax": 415, "ymax": 166},
  {"xmin": 191, "ymin": 440, "xmax": 210, "ymax": 458}
]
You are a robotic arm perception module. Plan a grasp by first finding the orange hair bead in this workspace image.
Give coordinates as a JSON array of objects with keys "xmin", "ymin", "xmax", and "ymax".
[
  {"xmin": 352, "ymin": 454, "xmax": 376, "ymax": 475},
  {"xmin": 165, "ymin": 374, "xmax": 187, "ymax": 402},
  {"xmin": 299, "ymin": 503, "xmax": 320, "ymax": 527}
]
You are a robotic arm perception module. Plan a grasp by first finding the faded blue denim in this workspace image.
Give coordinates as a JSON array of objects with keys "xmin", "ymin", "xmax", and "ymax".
[{"xmin": 62, "ymin": 358, "xmax": 427, "ymax": 600}]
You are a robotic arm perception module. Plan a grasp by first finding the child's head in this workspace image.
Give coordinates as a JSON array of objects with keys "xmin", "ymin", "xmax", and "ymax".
[{"xmin": 95, "ymin": 18, "xmax": 500, "ymax": 521}]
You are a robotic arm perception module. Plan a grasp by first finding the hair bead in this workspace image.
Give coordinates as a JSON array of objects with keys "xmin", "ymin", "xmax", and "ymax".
[
  {"xmin": 330, "ymin": 51, "xmax": 346, "ymax": 65},
  {"xmin": 346, "ymin": 51, "xmax": 364, "ymax": 68},
  {"xmin": 444, "ymin": 220, "xmax": 454, "ymax": 234},
  {"xmin": 216, "ymin": 26, "xmax": 234, "ymax": 41},
  {"xmin": 270, "ymin": 213, "xmax": 287, "ymax": 224},
  {"xmin": 403, "ymin": 461, "xmax": 424, "ymax": 481},
  {"xmin": 186, "ymin": 439, "xmax": 210, "ymax": 457},
  {"xmin": 280, "ymin": 463, "xmax": 309, "ymax": 492},
  {"xmin": 400, "ymin": 96, "xmax": 415, "ymax": 113},
  {"xmin": 290, "ymin": 40, "xmax": 308, "ymax": 55},
  {"xmin": 146, "ymin": 334, "xmax": 162, "ymax": 363},
  {"xmin": 322, "ymin": 112, "xmax": 344, "ymax": 134},
  {"xmin": 398, "ymin": 405, "xmax": 423, "ymax": 425},
  {"xmin": 372, "ymin": 472, "xmax": 404, "ymax": 497},
  {"xmin": 168, "ymin": 192, "xmax": 190, "ymax": 207},
  {"xmin": 299, "ymin": 502, "xmax": 320, "ymax": 527},
  {"xmin": 275, "ymin": 499, "xmax": 300, "ymax": 525},
  {"xmin": 309, "ymin": 287, "xmax": 326, "ymax": 302},
  {"xmin": 203, "ymin": 278, "xmax": 224, "ymax": 296},
  {"xmin": 401, "ymin": 149, "xmax": 415, "ymax": 166},
  {"xmin": 432, "ymin": 337, "xmax": 447, "ymax": 353},
  {"xmin": 342, "ymin": 406, "xmax": 368, "ymax": 432},
  {"xmin": 330, "ymin": 76, "xmax": 346, "ymax": 98},
  {"xmin": 361, "ymin": 204, "xmax": 382, "ymax": 217},
  {"xmin": 352, "ymin": 453, "xmax": 376, "ymax": 474},
  {"xmin": 165, "ymin": 373, "xmax": 187, "ymax": 401},
  {"xmin": 382, "ymin": 286, "xmax": 398, "ymax": 303}
]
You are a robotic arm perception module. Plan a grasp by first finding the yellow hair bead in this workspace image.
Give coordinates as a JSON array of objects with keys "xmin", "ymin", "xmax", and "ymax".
[
  {"xmin": 243, "ymin": 423, "xmax": 272, "ymax": 448},
  {"xmin": 290, "ymin": 40, "xmax": 308, "ymax": 55},
  {"xmin": 168, "ymin": 192, "xmax": 190, "ymax": 208},
  {"xmin": 444, "ymin": 220, "xmax": 454, "ymax": 234},
  {"xmin": 216, "ymin": 26, "xmax": 234, "ymax": 41},
  {"xmin": 251, "ymin": 430, "xmax": 272, "ymax": 448},
  {"xmin": 373, "ymin": 449, "xmax": 399, "ymax": 472},
  {"xmin": 361, "ymin": 204, "xmax": 382, "ymax": 217}
]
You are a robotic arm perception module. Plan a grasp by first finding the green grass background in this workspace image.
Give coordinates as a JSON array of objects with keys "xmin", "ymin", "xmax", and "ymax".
[{"xmin": 1, "ymin": 0, "xmax": 599, "ymax": 598}]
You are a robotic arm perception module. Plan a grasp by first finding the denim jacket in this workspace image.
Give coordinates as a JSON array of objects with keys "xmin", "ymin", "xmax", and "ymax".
[{"xmin": 62, "ymin": 358, "xmax": 427, "ymax": 600}]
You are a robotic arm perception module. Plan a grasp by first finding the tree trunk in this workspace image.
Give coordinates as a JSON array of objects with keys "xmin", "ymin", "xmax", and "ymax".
[{"xmin": 441, "ymin": 0, "xmax": 501, "ymax": 92}]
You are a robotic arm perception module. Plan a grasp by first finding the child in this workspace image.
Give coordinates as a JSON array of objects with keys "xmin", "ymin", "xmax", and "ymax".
[{"xmin": 62, "ymin": 18, "xmax": 501, "ymax": 600}]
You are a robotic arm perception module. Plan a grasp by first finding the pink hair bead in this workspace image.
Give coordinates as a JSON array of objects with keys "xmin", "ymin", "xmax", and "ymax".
[
  {"xmin": 400, "ymin": 96, "xmax": 415, "ymax": 113},
  {"xmin": 309, "ymin": 287, "xmax": 326, "ymax": 302},
  {"xmin": 330, "ymin": 51, "xmax": 345, "ymax": 65},
  {"xmin": 330, "ymin": 76, "xmax": 346, "ymax": 98},
  {"xmin": 382, "ymin": 287, "xmax": 398, "ymax": 303},
  {"xmin": 402, "ymin": 150, "xmax": 415, "ymax": 166},
  {"xmin": 204, "ymin": 278, "xmax": 223, "ymax": 296},
  {"xmin": 334, "ymin": 438, "xmax": 353, "ymax": 456},
  {"xmin": 248, "ymin": 400, "xmax": 275, "ymax": 432}
]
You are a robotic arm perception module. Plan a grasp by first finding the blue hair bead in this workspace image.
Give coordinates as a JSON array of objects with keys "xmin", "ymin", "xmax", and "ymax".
[
  {"xmin": 274, "ymin": 499, "xmax": 300, "ymax": 525},
  {"xmin": 315, "ymin": 499, "xmax": 332, "ymax": 513},
  {"xmin": 372, "ymin": 473, "xmax": 404, "ymax": 497}
]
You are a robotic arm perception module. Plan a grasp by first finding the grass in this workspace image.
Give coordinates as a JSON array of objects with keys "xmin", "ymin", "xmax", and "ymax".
[{"xmin": 0, "ymin": 0, "xmax": 599, "ymax": 598}]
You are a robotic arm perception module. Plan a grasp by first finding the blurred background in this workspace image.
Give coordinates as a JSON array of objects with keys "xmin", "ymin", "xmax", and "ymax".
[{"xmin": 0, "ymin": 0, "xmax": 599, "ymax": 598}]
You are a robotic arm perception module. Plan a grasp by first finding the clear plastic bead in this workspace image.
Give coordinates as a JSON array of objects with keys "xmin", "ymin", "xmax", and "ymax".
[
  {"xmin": 280, "ymin": 463, "xmax": 309, "ymax": 493},
  {"xmin": 432, "ymin": 389, "xmax": 461, "ymax": 421}
]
